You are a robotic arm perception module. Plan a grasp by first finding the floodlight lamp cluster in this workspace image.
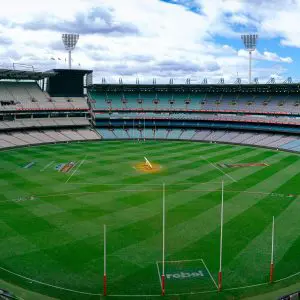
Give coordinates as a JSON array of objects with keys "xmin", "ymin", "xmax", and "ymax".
[
  {"xmin": 62, "ymin": 34, "xmax": 79, "ymax": 51},
  {"xmin": 241, "ymin": 34, "xmax": 258, "ymax": 52}
]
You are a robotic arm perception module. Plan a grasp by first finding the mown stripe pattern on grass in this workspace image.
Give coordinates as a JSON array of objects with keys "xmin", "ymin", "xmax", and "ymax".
[{"xmin": 0, "ymin": 141, "xmax": 300, "ymax": 300}]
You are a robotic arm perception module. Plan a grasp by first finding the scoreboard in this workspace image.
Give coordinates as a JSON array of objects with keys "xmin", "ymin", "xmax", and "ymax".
[{"xmin": 47, "ymin": 69, "xmax": 92, "ymax": 97}]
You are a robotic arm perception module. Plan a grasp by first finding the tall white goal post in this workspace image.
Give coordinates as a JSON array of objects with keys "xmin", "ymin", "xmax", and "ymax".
[
  {"xmin": 103, "ymin": 224, "xmax": 107, "ymax": 296},
  {"xmin": 162, "ymin": 183, "xmax": 166, "ymax": 295},
  {"xmin": 218, "ymin": 180, "xmax": 224, "ymax": 291},
  {"xmin": 270, "ymin": 216, "xmax": 275, "ymax": 283}
]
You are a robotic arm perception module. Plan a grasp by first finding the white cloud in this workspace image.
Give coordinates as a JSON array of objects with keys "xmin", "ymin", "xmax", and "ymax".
[
  {"xmin": 238, "ymin": 49, "xmax": 293, "ymax": 63},
  {"xmin": 0, "ymin": 0, "xmax": 296, "ymax": 83}
]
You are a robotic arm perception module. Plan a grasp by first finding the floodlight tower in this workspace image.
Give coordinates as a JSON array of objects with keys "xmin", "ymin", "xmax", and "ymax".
[
  {"xmin": 62, "ymin": 33, "xmax": 79, "ymax": 69},
  {"xmin": 241, "ymin": 34, "xmax": 258, "ymax": 84}
]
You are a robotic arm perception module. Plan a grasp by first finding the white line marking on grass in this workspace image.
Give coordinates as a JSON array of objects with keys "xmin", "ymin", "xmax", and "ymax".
[
  {"xmin": 274, "ymin": 270, "xmax": 300, "ymax": 283},
  {"xmin": 1, "ymin": 189, "xmax": 286, "ymax": 205},
  {"xmin": 167, "ymin": 289, "xmax": 218, "ymax": 296},
  {"xmin": 0, "ymin": 266, "xmax": 101, "ymax": 296},
  {"xmin": 109, "ymin": 294, "xmax": 161, "ymax": 297},
  {"xmin": 67, "ymin": 181, "xmax": 223, "ymax": 186},
  {"xmin": 156, "ymin": 258, "xmax": 204, "ymax": 263},
  {"xmin": 40, "ymin": 161, "xmax": 54, "ymax": 171},
  {"xmin": 65, "ymin": 155, "xmax": 87, "ymax": 184},
  {"xmin": 200, "ymin": 156, "xmax": 237, "ymax": 183},
  {"xmin": 201, "ymin": 259, "xmax": 218, "ymax": 290},
  {"xmin": 224, "ymin": 282, "xmax": 268, "ymax": 291},
  {"xmin": 156, "ymin": 261, "xmax": 162, "ymax": 288}
]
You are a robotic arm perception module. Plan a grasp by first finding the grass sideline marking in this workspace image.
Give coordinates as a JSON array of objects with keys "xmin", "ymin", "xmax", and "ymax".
[
  {"xmin": 0, "ymin": 266, "xmax": 101, "ymax": 296},
  {"xmin": 200, "ymin": 155, "xmax": 237, "ymax": 183},
  {"xmin": 201, "ymin": 259, "xmax": 218, "ymax": 290},
  {"xmin": 65, "ymin": 155, "xmax": 87, "ymax": 184},
  {"xmin": 67, "ymin": 181, "xmax": 223, "ymax": 186},
  {"xmin": 274, "ymin": 270, "xmax": 300, "ymax": 283},
  {"xmin": 1, "ymin": 189, "xmax": 296, "ymax": 205},
  {"xmin": 109, "ymin": 294, "xmax": 161, "ymax": 297},
  {"xmin": 40, "ymin": 161, "xmax": 54, "ymax": 172},
  {"xmin": 156, "ymin": 258, "xmax": 204, "ymax": 263},
  {"xmin": 1, "ymin": 264, "xmax": 299, "ymax": 297}
]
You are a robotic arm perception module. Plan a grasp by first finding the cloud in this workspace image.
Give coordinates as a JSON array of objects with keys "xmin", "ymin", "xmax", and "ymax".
[
  {"xmin": 0, "ymin": 0, "xmax": 296, "ymax": 83},
  {"xmin": 238, "ymin": 49, "xmax": 293, "ymax": 63},
  {"xmin": 124, "ymin": 54, "xmax": 154, "ymax": 63},
  {"xmin": 0, "ymin": 35, "xmax": 13, "ymax": 45},
  {"xmin": 156, "ymin": 60, "xmax": 220, "ymax": 72},
  {"xmin": 7, "ymin": 7, "xmax": 139, "ymax": 36}
]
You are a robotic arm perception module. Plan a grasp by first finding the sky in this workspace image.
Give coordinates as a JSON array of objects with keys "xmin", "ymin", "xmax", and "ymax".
[{"xmin": 0, "ymin": 0, "xmax": 300, "ymax": 83}]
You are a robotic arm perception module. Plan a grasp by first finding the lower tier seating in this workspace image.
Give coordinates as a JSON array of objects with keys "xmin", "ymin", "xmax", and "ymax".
[
  {"xmin": 96, "ymin": 128, "xmax": 300, "ymax": 153},
  {"xmin": 0, "ymin": 129, "xmax": 101, "ymax": 149}
]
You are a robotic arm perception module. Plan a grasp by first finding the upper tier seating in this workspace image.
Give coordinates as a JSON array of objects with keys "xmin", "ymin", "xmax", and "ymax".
[
  {"xmin": 0, "ymin": 118, "xmax": 89, "ymax": 130},
  {"xmin": 0, "ymin": 82, "xmax": 88, "ymax": 111},
  {"xmin": 90, "ymin": 92, "xmax": 300, "ymax": 115}
]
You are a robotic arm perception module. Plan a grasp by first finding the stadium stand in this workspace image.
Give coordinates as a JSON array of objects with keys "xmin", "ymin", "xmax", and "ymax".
[
  {"xmin": 91, "ymin": 90, "xmax": 300, "ymax": 115},
  {"xmin": 0, "ymin": 129, "xmax": 100, "ymax": 149},
  {"xmin": 0, "ymin": 81, "xmax": 88, "ymax": 111},
  {"xmin": 1, "ymin": 69, "xmax": 300, "ymax": 155},
  {"xmin": 0, "ymin": 68, "xmax": 98, "ymax": 150},
  {"xmin": 95, "ymin": 128, "xmax": 300, "ymax": 152},
  {"xmin": 90, "ymin": 81, "xmax": 300, "ymax": 154}
]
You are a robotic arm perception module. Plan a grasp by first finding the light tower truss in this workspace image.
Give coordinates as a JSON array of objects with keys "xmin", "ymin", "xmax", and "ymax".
[
  {"xmin": 62, "ymin": 33, "xmax": 79, "ymax": 69},
  {"xmin": 241, "ymin": 34, "xmax": 258, "ymax": 84}
]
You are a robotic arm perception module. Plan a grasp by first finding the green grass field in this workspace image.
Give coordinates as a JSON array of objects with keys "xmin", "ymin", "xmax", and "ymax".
[{"xmin": 1, "ymin": 140, "xmax": 300, "ymax": 300}]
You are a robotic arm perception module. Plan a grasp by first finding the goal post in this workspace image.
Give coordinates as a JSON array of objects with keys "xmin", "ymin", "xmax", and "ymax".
[
  {"xmin": 103, "ymin": 224, "xmax": 107, "ymax": 296},
  {"xmin": 270, "ymin": 216, "xmax": 275, "ymax": 283},
  {"xmin": 162, "ymin": 183, "xmax": 166, "ymax": 296},
  {"xmin": 218, "ymin": 180, "xmax": 224, "ymax": 291}
]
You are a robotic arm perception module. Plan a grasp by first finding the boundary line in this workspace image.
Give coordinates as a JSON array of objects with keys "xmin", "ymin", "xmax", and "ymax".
[
  {"xmin": 109, "ymin": 294, "xmax": 161, "ymax": 297},
  {"xmin": 40, "ymin": 161, "xmax": 54, "ymax": 172},
  {"xmin": 1, "ymin": 264, "xmax": 300, "ymax": 297},
  {"xmin": 224, "ymin": 282, "xmax": 268, "ymax": 291},
  {"xmin": 156, "ymin": 258, "xmax": 204, "ymax": 263},
  {"xmin": 201, "ymin": 259, "xmax": 218, "ymax": 290},
  {"xmin": 1, "ymin": 189, "xmax": 297, "ymax": 205},
  {"xmin": 66, "ymin": 181, "xmax": 223, "ymax": 186},
  {"xmin": 274, "ymin": 270, "xmax": 300, "ymax": 283},
  {"xmin": 200, "ymin": 155, "xmax": 237, "ymax": 183},
  {"xmin": 155, "ymin": 261, "xmax": 162, "ymax": 288},
  {"xmin": 65, "ymin": 155, "xmax": 87, "ymax": 184},
  {"xmin": 0, "ymin": 266, "xmax": 101, "ymax": 296}
]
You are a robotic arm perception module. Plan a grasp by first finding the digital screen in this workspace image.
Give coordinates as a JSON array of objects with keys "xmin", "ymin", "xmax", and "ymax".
[{"xmin": 47, "ymin": 70, "xmax": 88, "ymax": 97}]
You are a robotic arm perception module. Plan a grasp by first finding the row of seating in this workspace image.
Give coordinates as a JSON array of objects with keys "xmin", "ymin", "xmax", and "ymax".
[
  {"xmin": 95, "ymin": 112, "xmax": 300, "ymax": 126},
  {"xmin": 0, "ymin": 82, "xmax": 88, "ymax": 111},
  {"xmin": 0, "ymin": 129, "xmax": 101, "ymax": 149},
  {"xmin": 96, "ymin": 128, "xmax": 300, "ymax": 152},
  {"xmin": 90, "ymin": 92, "xmax": 300, "ymax": 114},
  {"xmin": 0, "ymin": 118, "xmax": 89, "ymax": 130}
]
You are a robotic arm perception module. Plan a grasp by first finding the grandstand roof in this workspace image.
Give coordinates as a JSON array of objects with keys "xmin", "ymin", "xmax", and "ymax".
[
  {"xmin": 0, "ymin": 68, "xmax": 56, "ymax": 80},
  {"xmin": 90, "ymin": 83, "xmax": 300, "ymax": 94}
]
